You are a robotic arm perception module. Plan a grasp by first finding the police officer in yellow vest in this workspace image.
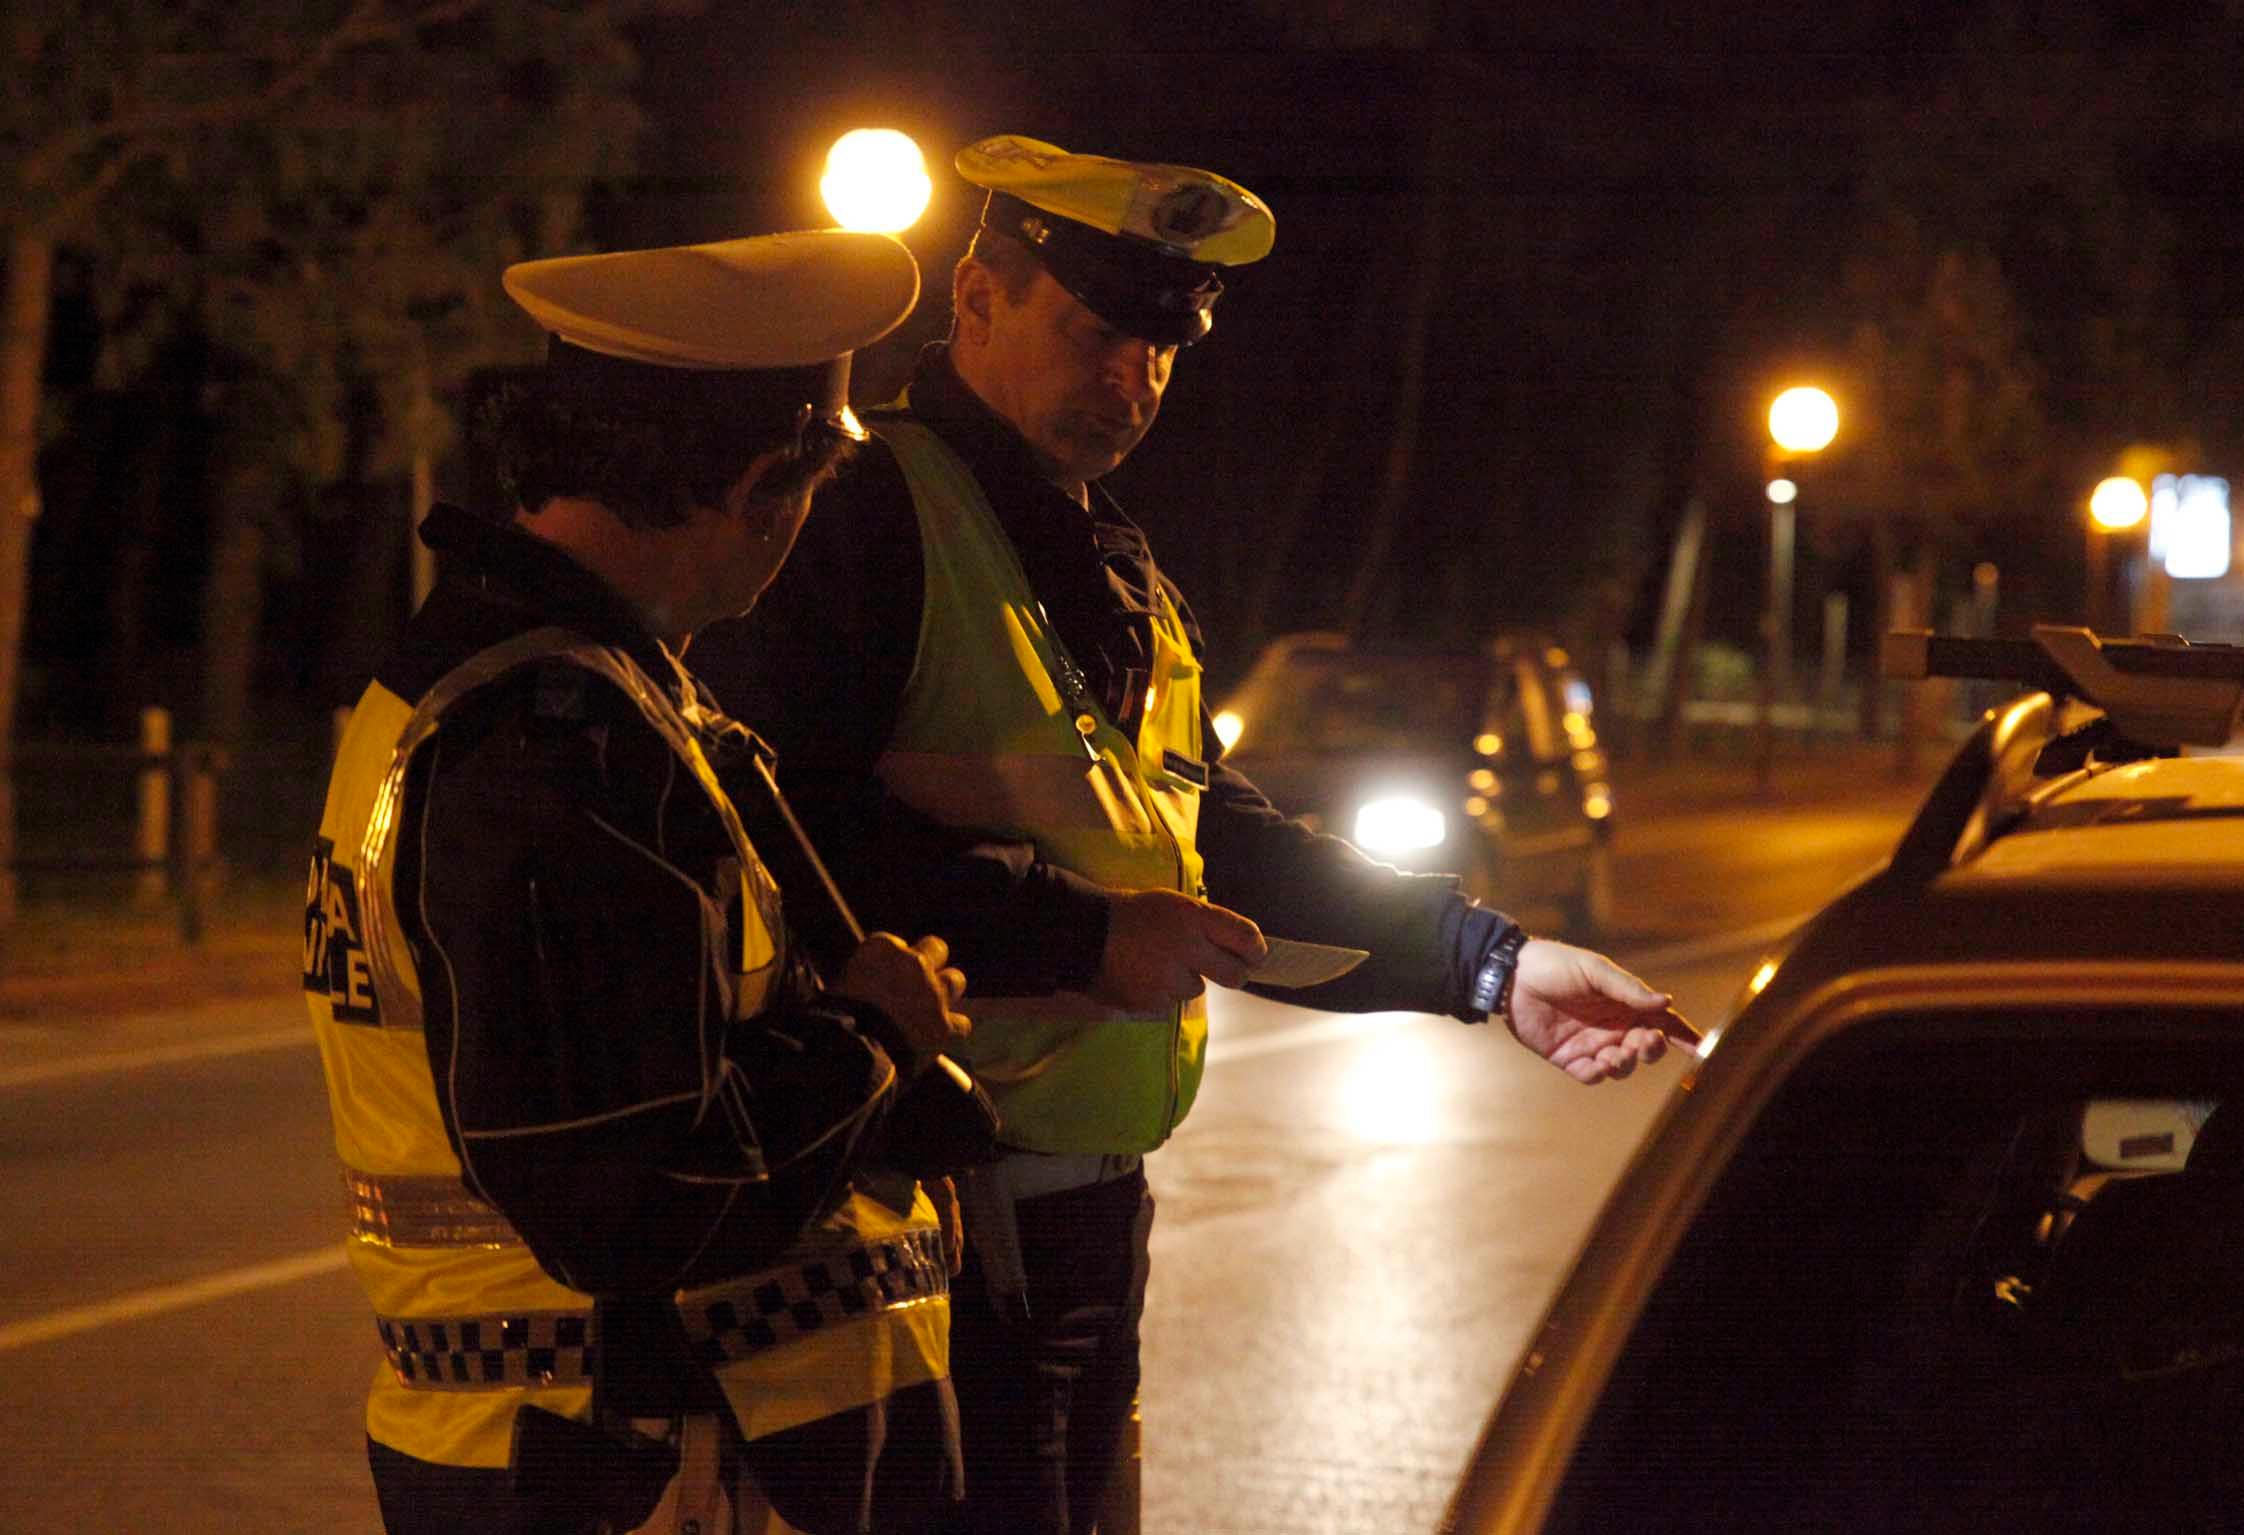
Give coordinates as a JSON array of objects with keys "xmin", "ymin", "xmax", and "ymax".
[
  {"xmin": 688, "ymin": 138, "xmax": 1696, "ymax": 1535},
  {"xmin": 304, "ymin": 230, "xmax": 994, "ymax": 1534}
]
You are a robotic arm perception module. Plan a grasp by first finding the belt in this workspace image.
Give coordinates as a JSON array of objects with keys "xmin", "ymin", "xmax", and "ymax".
[
  {"xmin": 986, "ymin": 1149, "xmax": 1143, "ymax": 1202},
  {"xmin": 382, "ymin": 1228, "xmax": 947, "ymax": 1391},
  {"xmin": 682, "ymin": 1227, "xmax": 948, "ymax": 1367},
  {"xmin": 380, "ymin": 1309, "xmax": 595, "ymax": 1390},
  {"xmin": 346, "ymin": 1167, "xmax": 521, "ymax": 1249}
]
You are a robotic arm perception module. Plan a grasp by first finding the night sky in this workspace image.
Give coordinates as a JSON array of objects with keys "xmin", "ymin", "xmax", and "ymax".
[
  {"xmin": 602, "ymin": 0, "xmax": 2244, "ymax": 681},
  {"xmin": 27, "ymin": 0, "xmax": 2244, "ymax": 740}
]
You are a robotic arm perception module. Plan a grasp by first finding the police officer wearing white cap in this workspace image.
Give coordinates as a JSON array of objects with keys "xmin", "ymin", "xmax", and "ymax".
[
  {"xmin": 304, "ymin": 230, "xmax": 997, "ymax": 1534},
  {"xmin": 691, "ymin": 140, "xmax": 1694, "ymax": 1535}
]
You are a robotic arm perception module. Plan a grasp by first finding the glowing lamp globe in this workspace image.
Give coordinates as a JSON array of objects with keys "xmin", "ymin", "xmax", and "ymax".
[
  {"xmin": 820, "ymin": 129, "xmax": 932, "ymax": 233},
  {"xmin": 1768, "ymin": 387, "xmax": 1839, "ymax": 455},
  {"xmin": 2089, "ymin": 476, "xmax": 2149, "ymax": 532}
]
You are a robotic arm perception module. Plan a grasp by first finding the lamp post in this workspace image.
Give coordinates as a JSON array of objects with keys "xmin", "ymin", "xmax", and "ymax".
[
  {"xmin": 2087, "ymin": 474, "xmax": 2148, "ymax": 634},
  {"xmin": 1759, "ymin": 386, "xmax": 1838, "ymax": 789}
]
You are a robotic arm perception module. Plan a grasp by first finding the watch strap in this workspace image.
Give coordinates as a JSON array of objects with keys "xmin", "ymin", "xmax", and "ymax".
[{"xmin": 1469, "ymin": 924, "xmax": 1529, "ymax": 1021}]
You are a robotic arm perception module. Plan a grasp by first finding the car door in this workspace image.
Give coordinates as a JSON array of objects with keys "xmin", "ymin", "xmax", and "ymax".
[{"xmin": 1446, "ymin": 984, "xmax": 2244, "ymax": 1533}]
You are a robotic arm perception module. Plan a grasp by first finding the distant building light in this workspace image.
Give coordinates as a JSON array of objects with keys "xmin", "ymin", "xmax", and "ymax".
[
  {"xmin": 2149, "ymin": 474, "xmax": 2180, "ymax": 561},
  {"xmin": 1765, "ymin": 478, "xmax": 1798, "ymax": 505},
  {"xmin": 2165, "ymin": 475, "xmax": 2232, "ymax": 579}
]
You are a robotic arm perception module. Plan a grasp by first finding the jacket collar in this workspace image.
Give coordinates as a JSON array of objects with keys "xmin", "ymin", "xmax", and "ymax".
[{"xmin": 417, "ymin": 503, "xmax": 680, "ymax": 681}]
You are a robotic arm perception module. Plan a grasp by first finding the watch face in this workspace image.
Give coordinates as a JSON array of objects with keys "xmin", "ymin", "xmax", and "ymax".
[{"xmin": 1471, "ymin": 955, "xmax": 1508, "ymax": 1014}]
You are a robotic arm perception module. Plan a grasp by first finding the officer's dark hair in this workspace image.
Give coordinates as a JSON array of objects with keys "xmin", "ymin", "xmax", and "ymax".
[
  {"xmin": 953, "ymin": 228, "xmax": 1041, "ymax": 326},
  {"xmin": 482, "ymin": 382, "xmax": 852, "ymax": 533}
]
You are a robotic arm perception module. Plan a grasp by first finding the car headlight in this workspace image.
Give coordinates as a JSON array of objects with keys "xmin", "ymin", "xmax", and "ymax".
[{"xmin": 1354, "ymin": 795, "xmax": 1447, "ymax": 853}]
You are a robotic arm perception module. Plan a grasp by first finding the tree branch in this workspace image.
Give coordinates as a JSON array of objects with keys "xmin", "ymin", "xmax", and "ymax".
[{"xmin": 21, "ymin": 0, "xmax": 494, "ymax": 210}]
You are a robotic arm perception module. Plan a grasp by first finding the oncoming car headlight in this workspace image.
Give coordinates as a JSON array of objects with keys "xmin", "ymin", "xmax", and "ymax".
[{"xmin": 1354, "ymin": 796, "xmax": 1447, "ymax": 854}]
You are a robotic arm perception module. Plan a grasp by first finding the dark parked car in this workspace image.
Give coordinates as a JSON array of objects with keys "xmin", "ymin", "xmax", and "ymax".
[
  {"xmin": 1443, "ymin": 625, "xmax": 2244, "ymax": 1534},
  {"xmin": 1214, "ymin": 631, "xmax": 1614, "ymax": 934}
]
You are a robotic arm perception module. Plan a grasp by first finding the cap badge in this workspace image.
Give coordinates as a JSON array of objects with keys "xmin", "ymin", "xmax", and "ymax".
[{"xmin": 1148, "ymin": 183, "xmax": 1231, "ymax": 246}]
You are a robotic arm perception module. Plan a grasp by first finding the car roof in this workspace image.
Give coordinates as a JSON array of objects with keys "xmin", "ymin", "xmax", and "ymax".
[
  {"xmin": 1730, "ymin": 627, "xmax": 2244, "ymax": 1010},
  {"xmin": 1944, "ymin": 754, "xmax": 2244, "ymax": 890}
]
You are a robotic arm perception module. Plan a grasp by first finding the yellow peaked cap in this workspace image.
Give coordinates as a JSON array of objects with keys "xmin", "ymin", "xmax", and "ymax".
[{"xmin": 955, "ymin": 135, "xmax": 1273, "ymax": 266}]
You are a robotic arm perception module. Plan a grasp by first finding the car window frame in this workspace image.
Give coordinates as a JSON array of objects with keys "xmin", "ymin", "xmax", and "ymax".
[{"xmin": 1449, "ymin": 959, "xmax": 2244, "ymax": 1535}]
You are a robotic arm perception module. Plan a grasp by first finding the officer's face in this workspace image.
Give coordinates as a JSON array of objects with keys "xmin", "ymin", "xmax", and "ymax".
[
  {"xmin": 979, "ymin": 269, "xmax": 1176, "ymax": 484},
  {"xmin": 676, "ymin": 468, "xmax": 817, "ymax": 637}
]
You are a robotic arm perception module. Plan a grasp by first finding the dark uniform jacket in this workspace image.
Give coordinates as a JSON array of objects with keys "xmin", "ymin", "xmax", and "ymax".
[
  {"xmin": 390, "ymin": 505, "xmax": 906, "ymax": 1301},
  {"xmin": 688, "ymin": 346, "xmax": 1511, "ymax": 1019}
]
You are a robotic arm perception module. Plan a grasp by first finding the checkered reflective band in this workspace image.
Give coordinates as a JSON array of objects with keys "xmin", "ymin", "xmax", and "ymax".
[
  {"xmin": 345, "ymin": 1167, "xmax": 523, "ymax": 1249},
  {"xmin": 685, "ymin": 1228, "xmax": 948, "ymax": 1366},
  {"xmin": 378, "ymin": 1309, "xmax": 595, "ymax": 1390}
]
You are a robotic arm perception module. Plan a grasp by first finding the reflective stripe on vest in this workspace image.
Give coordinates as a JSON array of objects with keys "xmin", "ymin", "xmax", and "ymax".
[
  {"xmin": 379, "ymin": 1225, "xmax": 947, "ymax": 1392},
  {"xmin": 308, "ymin": 628, "xmax": 945, "ymax": 1467},
  {"xmin": 875, "ymin": 417, "xmax": 1209, "ymax": 1154},
  {"xmin": 346, "ymin": 1167, "xmax": 518, "ymax": 1248}
]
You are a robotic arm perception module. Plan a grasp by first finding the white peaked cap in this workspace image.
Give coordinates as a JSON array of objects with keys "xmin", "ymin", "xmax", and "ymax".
[{"xmin": 503, "ymin": 229, "xmax": 921, "ymax": 370}]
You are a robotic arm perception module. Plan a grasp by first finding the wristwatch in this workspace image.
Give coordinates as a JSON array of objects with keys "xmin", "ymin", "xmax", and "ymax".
[{"xmin": 1469, "ymin": 925, "xmax": 1529, "ymax": 1023}]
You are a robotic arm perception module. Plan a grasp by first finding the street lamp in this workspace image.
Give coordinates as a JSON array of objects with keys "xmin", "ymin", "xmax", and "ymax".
[
  {"xmin": 1758, "ymin": 386, "xmax": 1838, "ymax": 788},
  {"xmin": 2090, "ymin": 474, "xmax": 2149, "ymax": 531},
  {"xmin": 1769, "ymin": 386, "xmax": 1839, "ymax": 455},
  {"xmin": 2087, "ymin": 475, "xmax": 2155, "ymax": 634},
  {"xmin": 819, "ymin": 128, "xmax": 932, "ymax": 233},
  {"xmin": 2088, "ymin": 474, "xmax": 2146, "ymax": 632}
]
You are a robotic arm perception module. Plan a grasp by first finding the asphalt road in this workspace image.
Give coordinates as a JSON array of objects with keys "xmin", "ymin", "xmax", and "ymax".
[{"xmin": 0, "ymin": 757, "xmax": 1930, "ymax": 1533}]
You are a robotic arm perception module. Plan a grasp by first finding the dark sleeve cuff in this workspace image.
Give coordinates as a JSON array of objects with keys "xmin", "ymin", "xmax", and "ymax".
[
  {"xmin": 811, "ymin": 992, "xmax": 921, "ymax": 1079},
  {"xmin": 951, "ymin": 862, "xmax": 1112, "ymax": 995}
]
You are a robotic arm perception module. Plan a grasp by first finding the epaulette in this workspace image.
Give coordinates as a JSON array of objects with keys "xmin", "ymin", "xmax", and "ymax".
[{"xmin": 529, "ymin": 659, "xmax": 592, "ymax": 724}]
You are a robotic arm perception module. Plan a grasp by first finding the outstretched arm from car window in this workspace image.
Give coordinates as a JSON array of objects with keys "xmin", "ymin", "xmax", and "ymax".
[{"xmin": 1507, "ymin": 939, "xmax": 1698, "ymax": 1083}]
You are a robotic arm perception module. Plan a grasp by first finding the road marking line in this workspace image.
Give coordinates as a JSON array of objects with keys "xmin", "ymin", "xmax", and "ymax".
[
  {"xmin": 0, "ymin": 923, "xmax": 1808, "ymax": 1090},
  {"xmin": 1206, "ymin": 912, "xmax": 1812, "ymax": 1068},
  {"xmin": 0, "ymin": 1026, "xmax": 310, "ymax": 1091},
  {"xmin": 0, "ymin": 1246, "xmax": 350, "ymax": 1355},
  {"xmin": 0, "ymin": 922, "xmax": 1817, "ymax": 1350}
]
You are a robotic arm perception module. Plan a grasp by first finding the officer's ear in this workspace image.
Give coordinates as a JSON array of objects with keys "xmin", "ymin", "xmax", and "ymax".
[
  {"xmin": 954, "ymin": 258, "xmax": 999, "ymax": 348},
  {"xmin": 721, "ymin": 448, "xmax": 787, "ymax": 527}
]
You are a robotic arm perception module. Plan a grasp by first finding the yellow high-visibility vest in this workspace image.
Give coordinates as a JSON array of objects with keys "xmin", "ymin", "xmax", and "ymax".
[
  {"xmin": 874, "ymin": 418, "xmax": 1213, "ymax": 1154},
  {"xmin": 306, "ymin": 628, "xmax": 946, "ymax": 1468}
]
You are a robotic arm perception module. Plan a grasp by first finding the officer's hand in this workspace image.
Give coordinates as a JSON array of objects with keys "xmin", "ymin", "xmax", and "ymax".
[
  {"xmin": 835, "ymin": 933, "xmax": 971, "ymax": 1072},
  {"xmin": 932, "ymin": 1175, "xmax": 965, "ymax": 1275},
  {"xmin": 1505, "ymin": 938, "xmax": 1699, "ymax": 1085},
  {"xmin": 1090, "ymin": 889, "xmax": 1268, "ymax": 1011}
]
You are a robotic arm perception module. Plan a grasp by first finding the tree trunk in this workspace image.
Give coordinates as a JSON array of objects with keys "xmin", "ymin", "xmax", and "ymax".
[
  {"xmin": 1338, "ymin": 53, "xmax": 1451, "ymax": 640},
  {"xmin": 199, "ymin": 457, "xmax": 278, "ymax": 753},
  {"xmin": 0, "ymin": 233, "xmax": 57, "ymax": 929},
  {"xmin": 100, "ymin": 391, "xmax": 177, "ymax": 734},
  {"xmin": 1862, "ymin": 509, "xmax": 1896, "ymax": 741},
  {"xmin": 1232, "ymin": 220, "xmax": 1401, "ymax": 651}
]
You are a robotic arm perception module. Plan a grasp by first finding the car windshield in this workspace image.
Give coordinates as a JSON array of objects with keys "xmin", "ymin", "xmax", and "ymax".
[
  {"xmin": 1232, "ymin": 651, "xmax": 1490, "ymax": 754},
  {"xmin": 1542, "ymin": 1015, "xmax": 2244, "ymax": 1533}
]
